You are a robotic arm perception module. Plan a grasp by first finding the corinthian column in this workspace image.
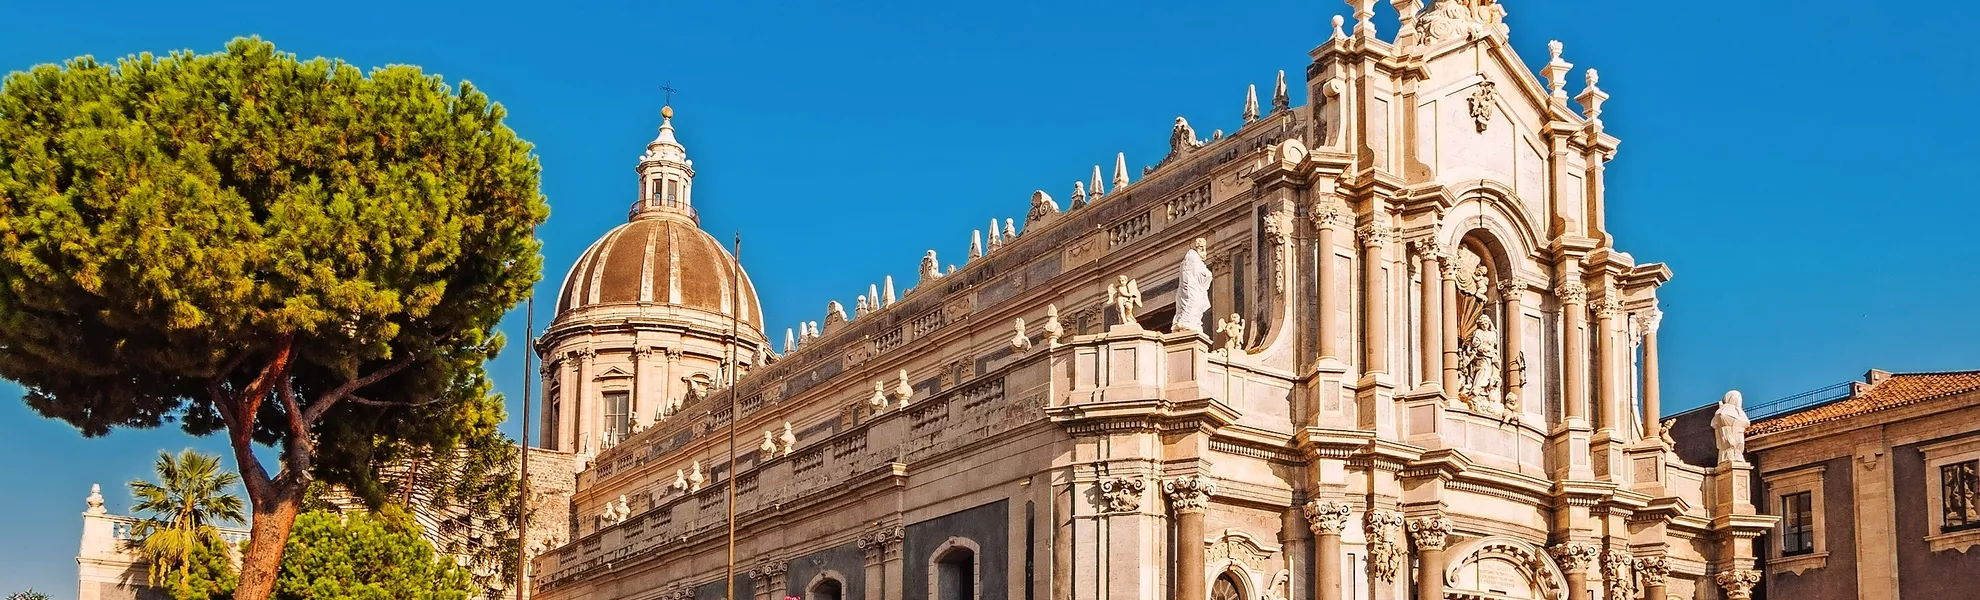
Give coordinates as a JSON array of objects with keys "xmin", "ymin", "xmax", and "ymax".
[
  {"xmin": 1439, "ymin": 263, "xmax": 1462, "ymax": 394},
  {"xmin": 1558, "ymin": 283, "xmax": 1589, "ymax": 423},
  {"xmin": 1316, "ymin": 202, "xmax": 1350, "ymax": 362},
  {"xmin": 1637, "ymin": 555, "xmax": 1671, "ymax": 600},
  {"xmin": 1499, "ymin": 280, "xmax": 1526, "ymax": 415},
  {"xmin": 1407, "ymin": 516, "xmax": 1451, "ymax": 600},
  {"xmin": 1358, "ymin": 226, "xmax": 1391, "ymax": 374},
  {"xmin": 1639, "ymin": 309, "xmax": 1664, "ymax": 439},
  {"xmin": 1415, "ymin": 243, "xmax": 1444, "ymax": 388},
  {"xmin": 1595, "ymin": 296, "xmax": 1623, "ymax": 432},
  {"xmin": 1549, "ymin": 543, "xmax": 1597, "ymax": 600},
  {"xmin": 1715, "ymin": 569, "xmax": 1761, "ymax": 600},
  {"xmin": 576, "ymin": 349, "xmax": 596, "ymax": 454},
  {"xmin": 1304, "ymin": 501, "xmax": 1353, "ymax": 600},
  {"xmin": 1165, "ymin": 476, "xmax": 1217, "ymax": 600}
]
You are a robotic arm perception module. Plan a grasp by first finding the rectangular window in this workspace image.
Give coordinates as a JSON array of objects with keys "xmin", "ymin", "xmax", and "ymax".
[
  {"xmin": 1781, "ymin": 491, "xmax": 1814, "ymax": 555},
  {"xmin": 667, "ymin": 179, "xmax": 679, "ymax": 204},
  {"xmin": 546, "ymin": 399, "xmax": 561, "ymax": 449},
  {"xmin": 650, "ymin": 179, "xmax": 663, "ymax": 201},
  {"xmin": 603, "ymin": 391, "xmax": 631, "ymax": 448},
  {"xmin": 1944, "ymin": 460, "xmax": 1980, "ymax": 533}
]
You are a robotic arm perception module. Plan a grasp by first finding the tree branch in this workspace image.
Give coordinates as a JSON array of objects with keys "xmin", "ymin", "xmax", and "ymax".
[
  {"xmin": 299, "ymin": 353, "xmax": 416, "ymax": 427},
  {"xmin": 344, "ymin": 395, "xmax": 448, "ymax": 409}
]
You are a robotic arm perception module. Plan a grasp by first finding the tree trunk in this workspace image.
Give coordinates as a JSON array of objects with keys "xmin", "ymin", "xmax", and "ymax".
[{"xmin": 234, "ymin": 477, "xmax": 305, "ymax": 600}]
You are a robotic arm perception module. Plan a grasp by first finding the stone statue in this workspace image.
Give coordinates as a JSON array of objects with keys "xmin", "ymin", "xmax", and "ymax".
[
  {"xmin": 86, "ymin": 483, "xmax": 105, "ymax": 515},
  {"xmin": 894, "ymin": 370, "xmax": 914, "ymax": 405},
  {"xmin": 1010, "ymin": 318, "xmax": 1033, "ymax": 353},
  {"xmin": 1043, "ymin": 304, "xmax": 1065, "ymax": 347},
  {"xmin": 855, "ymin": 295, "xmax": 872, "ymax": 318},
  {"xmin": 1459, "ymin": 313, "xmax": 1503, "ymax": 411},
  {"xmin": 761, "ymin": 430, "xmax": 777, "ymax": 455},
  {"xmin": 1108, "ymin": 276, "xmax": 1144, "ymax": 328},
  {"xmin": 1712, "ymin": 390, "xmax": 1750, "ymax": 463},
  {"xmin": 1214, "ymin": 313, "xmax": 1246, "ymax": 354},
  {"xmin": 779, "ymin": 422, "xmax": 797, "ymax": 456},
  {"xmin": 1173, "ymin": 238, "xmax": 1213, "ymax": 333},
  {"xmin": 673, "ymin": 469, "xmax": 688, "ymax": 491},
  {"xmin": 920, "ymin": 250, "xmax": 941, "ymax": 285},
  {"xmin": 1167, "ymin": 117, "xmax": 1204, "ymax": 159},
  {"xmin": 1026, "ymin": 190, "xmax": 1060, "ymax": 227},
  {"xmin": 688, "ymin": 460, "xmax": 705, "ymax": 492},
  {"xmin": 1658, "ymin": 418, "xmax": 1678, "ymax": 451},
  {"xmin": 870, "ymin": 381, "xmax": 888, "ymax": 408},
  {"xmin": 825, "ymin": 301, "xmax": 848, "ymax": 329}
]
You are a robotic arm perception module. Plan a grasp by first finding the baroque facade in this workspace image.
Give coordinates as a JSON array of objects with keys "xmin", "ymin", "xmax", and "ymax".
[{"xmin": 528, "ymin": 3, "xmax": 1774, "ymax": 600}]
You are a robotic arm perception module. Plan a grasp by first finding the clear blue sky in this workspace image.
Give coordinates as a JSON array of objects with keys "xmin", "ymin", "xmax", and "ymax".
[{"xmin": 3, "ymin": 0, "xmax": 1977, "ymax": 595}]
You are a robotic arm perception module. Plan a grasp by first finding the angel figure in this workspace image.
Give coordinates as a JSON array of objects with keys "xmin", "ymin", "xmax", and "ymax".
[
  {"xmin": 1108, "ymin": 276, "xmax": 1144, "ymax": 328},
  {"xmin": 1214, "ymin": 313, "xmax": 1246, "ymax": 354},
  {"xmin": 1010, "ymin": 318, "xmax": 1033, "ymax": 353}
]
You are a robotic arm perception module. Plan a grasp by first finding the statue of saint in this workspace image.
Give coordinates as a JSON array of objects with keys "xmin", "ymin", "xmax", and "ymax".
[
  {"xmin": 1172, "ymin": 238, "xmax": 1214, "ymax": 332},
  {"xmin": 1460, "ymin": 313, "xmax": 1502, "ymax": 410},
  {"xmin": 1712, "ymin": 390, "xmax": 1750, "ymax": 464},
  {"xmin": 1107, "ymin": 276, "xmax": 1144, "ymax": 328},
  {"xmin": 1011, "ymin": 318, "xmax": 1033, "ymax": 353},
  {"xmin": 919, "ymin": 250, "xmax": 942, "ymax": 285}
]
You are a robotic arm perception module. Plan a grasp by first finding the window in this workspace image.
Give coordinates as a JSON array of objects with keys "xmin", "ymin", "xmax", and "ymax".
[
  {"xmin": 1211, "ymin": 573, "xmax": 1243, "ymax": 600},
  {"xmin": 603, "ymin": 391, "xmax": 631, "ymax": 447},
  {"xmin": 650, "ymin": 179, "xmax": 662, "ymax": 202},
  {"xmin": 1781, "ymin": 491, "xmax": 1814, "ymax": 555},
  {"xmin": 929, "ymin": 538, "xmax": 981, "ymax": 600},
  {"xmin": 546, "ymin": 400, "xmax": 561, "ymax": 449},
  {"xmin": 809, "ymin": 576, "xmax": 842, "ymax": 600},
  {"xmin": 1943, "ymin": 460, "xmax": 1980, "ymax": 533},
  {"xmin": 667, "ymin": 179, "xmax": 679, "ymax": 204}
]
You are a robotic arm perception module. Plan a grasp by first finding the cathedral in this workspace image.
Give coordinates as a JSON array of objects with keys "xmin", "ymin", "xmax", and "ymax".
[{"xmin": 525, "ymin": 3, "xmax": 1774, "ymax": 600}]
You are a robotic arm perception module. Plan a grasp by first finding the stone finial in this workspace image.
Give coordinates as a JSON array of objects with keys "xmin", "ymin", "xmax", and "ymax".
[
  {"xmin": 1577, "ymin": 68, "xmax": 1608, "ymax": 123},
  {"xmin": 1543, "ymin": 40, "xmax": 1574, "ymax": 101},
  {"xmin": 1243, "ymin": 84, "xmax": 1260, "ymax": 124},
  {"xmin": 1332, "ymin": 15, "xmax": 1347, "ymax": 40},
  {"xmin": 868, "ymin": 283, "xmax": 881, "ymax": 311},
  {"xmin": 86, "ymin": 483, "xmax": 106, "ymax": 515},
  {"xmin": 893, "ymin": 370, "xmax": 914, "ymax": 405},
  {"xmin": 1010, "ymin": 318, "xmax": 1032, "ymax": 353},
  {"xmin": 779, "ymin": 422, "xmax": 796, "ymax": 455},
  {"xmin": 870, "ymin": 381, "xmax": 888, "ymax": 408},
  {"xmin": 1112, "ymin": 153, "xmax": 1130, "ymax": 189},
  {"xmin": 1026, "ymin": 190, "xmax": 1061, "ymax": 228},
  {"xmin": 1348, "ymin": 0, "xmax": 1376, "ymax": 37},
  {"xmin": 855, "ymin": 294, "xmax": 871, "ymax": 318},
  {"xmin": 760, "ymin": 430, "xmax": 777, "ymax": 454},
  {"xmin": 784, "ymin": 328, "xmax": 796, "ymax": 354},
  {"xmin": 1070, "ymin": 181, "xmax": 1089, "ymax": 209},
  {"xmin": 1005, "ymin": 218, "xmax": 1017, "ymax": 241},
  {"xmin": 969, "ymin": 230, "xmax": 983, "ymax": 260},
  {"xmin": 882, "ymin": 276, "xmax": 897, "ymax": 306},
  {"xmin": 825, "ymin": 301, "xmax": 847, "ymax": 329},
  {"xmin": 1043, "ymin": 304, "xmax": 1065, "ymax": 347},
  {"xmin": 1090, "ymin": 165, "xmax": 1107, "ymax": 201},
  {"xmin": 1272, "ymin": 70, "xmax": 1291, "ymax": 113},
  {"xmin": 988, "ymin": 219, "xmax": 1004, "ymax": 252}
]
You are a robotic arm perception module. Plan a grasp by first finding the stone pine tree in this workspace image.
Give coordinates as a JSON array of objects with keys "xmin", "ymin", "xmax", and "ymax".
[
  {"xmin": 0, "ymin": 38, "xmax": 546, "ymax": 599},
  {"xmin": 276, "ymin": 506, "xmax": 476, "ymax": 600}
]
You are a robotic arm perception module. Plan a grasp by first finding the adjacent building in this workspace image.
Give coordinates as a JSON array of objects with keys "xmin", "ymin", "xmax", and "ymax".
[{"xmin": 526, "ymin": 3, "xmax": 1778, "ymax": 600}]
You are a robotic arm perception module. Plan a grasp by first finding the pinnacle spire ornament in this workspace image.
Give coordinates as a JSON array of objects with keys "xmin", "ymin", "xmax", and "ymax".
[
  {"xmin": 1113, "ymin": 153, "xmax": 1130, "ymax": 189},
  {"xmin": 1272, "ymin": 70, "xmax": 1290, "ymax": 113},
  {"xmin": 1243, "ymin": 84, "xmax": 1260, "ymax": 123}
]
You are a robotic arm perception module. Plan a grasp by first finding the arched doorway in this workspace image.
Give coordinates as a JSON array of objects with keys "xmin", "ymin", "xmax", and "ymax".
[
  {"xmin": 808, "ymin": 576, "xmax": 842, "ymax": 600},
  {"xmin": 933, "ymin": 542, "xmax": 978, "ymax": 600}
]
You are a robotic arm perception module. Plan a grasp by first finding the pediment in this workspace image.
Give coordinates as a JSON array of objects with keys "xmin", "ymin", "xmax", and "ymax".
[{"xmin": 594, "ymin": 366, "xmax": 634, "ymax": 380}]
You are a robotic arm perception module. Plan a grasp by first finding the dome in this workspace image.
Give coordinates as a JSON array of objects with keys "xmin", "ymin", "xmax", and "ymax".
[{"xmin": 554, "ymin": 217, "xmax": 763, "ymax": 328}]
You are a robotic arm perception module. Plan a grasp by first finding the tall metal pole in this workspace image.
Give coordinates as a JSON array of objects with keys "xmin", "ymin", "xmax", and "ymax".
[
  {"xmin": 725, "ymin": 232, "xmax": 742, "ymax": 600},
  {"xmin": 516, "ymin": 295, "xmax": 533, "ymax": 600}
]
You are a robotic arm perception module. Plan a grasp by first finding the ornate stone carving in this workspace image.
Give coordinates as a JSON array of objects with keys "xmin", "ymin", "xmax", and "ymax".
[
  {"xmin": 1043, "ymin": 304, "xmax": 1065, "ymax": 347},
  {"xmin": 1715, "ymin": 569, "xmax": 1761, "ymax": 600},
  {"xmin": 825, "ymin": 301, "xmax": 848, "ymax": 331},
  {"xmin": 1163, "ymin": 476, "xmax": 1216, "ymax": 514},
  {"xmin": 857, "ymin": 524, "xmax": 905, "ymax": 563},
  {"xmin": 1595, "ymin": 296, "xmax": 1624, "ymax": 320},
  {"xmin": 779, "ymin": 421, "xmax": 797, "ymax": 456},
  {"xmin": 1549, "ymin": 543, "xmax": 1598, "ymax": 573},
  {"xmin": 1108, "ymin": 276, "xmax": 1144, "ymax": 327},
  {"xmin": 753, "ymin": 557, "xmax": 789, "ymax": 582},
  {"xmin": 1215, "ymin": 313, "xmax": 1246, "ymax": 354},
  {"xmin": 919, "ymin": 250, "xmax": 942, "ymax": 285},
  {"xmin": 1010, "ymin": 318, "xmax": 1033, "ymax": 353},
  {"xmin": 85, "ymin": 484, "xmax": 105, "ymax": 515},
  {"xmin": 1264, "ymin": 209, "xmax": 1295, "ymax": 292},
  {"xmin": 1657, "ymin": 418, "xmax": 1678, "ymax": 451},
  {"xmin": 1713, "ymin": 390, "xmax": 1750, "ymax": 463},
  {"xmin": 869, "ymin": 381, "xmax": 888, "ymax": 408},
  {"xmin": 1174, "ymin": 238, "xmax": 1213, "ymax": 333},
  {"xmin": 687, "ymin": 460, "xmax": 705, "ymax": 492},
  {"xmin": 672, "ymin": 469, "xmax": 689, "ymax": 492},
  {"xmin": 1099, "ymin": 477, "xmax": 1147, "ymax": 513},
  {"xmin": 1027, "ymin": 190, "xmax": 1061, "ymax": 228},
  {"xmin": 1312, "ymin": 199, "xmax": 1352, "ymax": 229},
  {"xmin": 760, "ymin": 430, "xmax": 778, "ymax": 455},
  {"xmin": 1365, "ymin": 511, "xmax": 1406, "ymax": 582},
  {"xmin": 1302, "ymin": 500, "xmax": 1352, "ymax": 535},
  {"xmin": 1415, "ymin": 0, "xmax": 1506, "ymax": 44},
  {"xmin": 1556, "ymin": 282, "xmax": 1588, "ymax": 305},
  {"xmin": 1636, "ymin": 555, "xmax": 1671, "ymax": 588},
  {"xmin": 1207, "ymin": 530, "xmax": 1277, "ymax": 570},
  {"xmin": 1070, "ymin": 181, "xmax": 1089, "ymax": 210},
  {"xmin": 1407, "ymin": 516, "xmax": 1452, "ymax": 551},
  {"xmin": 1458, "ymin": 313, "xmax": 1505, "ymax": 415},
  {"xmin": 1166, "ymin": 117, "xmax": 1206, "ymax": 163},
  {"xmin": 893, "ymin": 370, "xmax": 915, "ymax": 405},
  {"xmin": 1468, "ymin": 81, "xmax": 1498, "ymax": 132},
  {"xmin": 1602, "ymin": 549, "xmax": 1637, "ymax": 600}
]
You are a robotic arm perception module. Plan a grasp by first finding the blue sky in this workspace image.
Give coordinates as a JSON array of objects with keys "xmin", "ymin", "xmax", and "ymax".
[{"xmin": 3, "ymin": 0, "xmax": 1978, "ymax": 595}]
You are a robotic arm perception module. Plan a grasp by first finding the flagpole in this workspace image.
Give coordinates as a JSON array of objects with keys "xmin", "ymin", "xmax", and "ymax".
[
  {"xmin": 517, "ymin": 295, "xmax": 533, "ymax": 600},
  {"xmin": 725, "ymin": 232, "xmax": 742, "ymax": 600}
]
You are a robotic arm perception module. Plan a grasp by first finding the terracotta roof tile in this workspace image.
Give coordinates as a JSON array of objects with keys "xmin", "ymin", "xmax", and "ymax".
[{"xmin": 1748, "ymin": 370, "xmax": 1980, "ymax": 436}]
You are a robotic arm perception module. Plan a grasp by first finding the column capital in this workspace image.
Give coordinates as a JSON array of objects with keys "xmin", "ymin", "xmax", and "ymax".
[
  {"xmin": 1302, "ymin": 500, "xmax": 1353, "ymax": 535},
  {"xmin": 1406, "ymin": 515, "xmax": 1452, "ymax": 551},
  {"xmin": 1548, "ymin": 542, "xmax": 1599, "ymax": 572},
  {"xmin": 1411, "ymin": 239, "xmax": 1450, "ymax": 263},
  {"xmin": 1497, "ymin": 279, "xmax": 1524, "ymax": 298},
  {"xmin": 1100, "ymin": 477, "xmax": 1148, "ymax": 514},
  {"xmin": 1355, "ymin": 224, "xmax": 1395, "ymax": 247},
  {"xmin": 1594, "ymin": 296, "xmax": 1625, "ymax": 320},
  {"xmin": 1164, "ymin": 476, "xmax": 1217, "ymax": 515},
  {"xmin": 857, "ymin": 524, "xmax": 904, "ymax": 563},
  {"xmin": 575, "ymin": 348, "xmax": 598, "ymax": 361},
  {"xmin": 1555, "ymin": 282, "xmax": 1588, "ymax": 305},
  {"xmin": 1603, "ymin": 548, "xmax": 1639, "ymax": 600},
  {"xmin": 1312, "ymin": 199, "xmax": 1353, "ymax": 229},
  {"xmin": 752, "ymin": 557, "xmax": 789, "ymax": 592},
  {"xmin": 1364, "ymin": 510, "xmax": 1406, "ymax": 582},
  {"xmin": 1714, "ymin": 569, "xmax": 1762, "ymax": 600},
  {"xmin": 1636, "ymin": 555, "xmax": 1671, "ymax": 587}
]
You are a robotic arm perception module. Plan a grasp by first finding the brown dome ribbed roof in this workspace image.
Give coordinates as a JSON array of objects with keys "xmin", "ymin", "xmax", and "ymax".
[{"xmin": 555, "ymin": 217, "xmax": 762, "ymax": 327}]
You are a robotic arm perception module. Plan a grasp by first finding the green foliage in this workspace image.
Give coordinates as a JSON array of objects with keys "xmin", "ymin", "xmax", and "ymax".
[
  {"xmin": 130, "ymin": 450, "xmax": 246, "ymax": 592},
  {"xmin": 0, "ymin": 36, "xmax": 546, "ymax": 595},
  {"xmin": 7, "ymin": 591, "xmax": 53, "ymax": 600},
  {"xmin": 275, "ymin": 506, "xmax": 474, "ymax": 600},
  {"xmin": 164, "ymin": 535, "xmax": 239, "ymax": 600}
]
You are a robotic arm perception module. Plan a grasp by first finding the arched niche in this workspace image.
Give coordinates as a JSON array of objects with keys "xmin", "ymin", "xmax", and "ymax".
[
  {"xmin": 805, "ymin": 570, "xmax": 847, "ymax": 600},
  {"xmin": 927, "ymin": 536, "xmax": 982, "ymax": 600},
  {"xmin": 1436, "ymin": 182, "xmax": 1543, "ymax": 273},
  {"xmin": 1441, "ymin": 537, "xmax": 1569, "ymax": 600}
]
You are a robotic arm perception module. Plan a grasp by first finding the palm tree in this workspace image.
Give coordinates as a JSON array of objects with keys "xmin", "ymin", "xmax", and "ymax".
[{"xmin": 128, "ymin": 449, "xmax": 247, "ymax": 590}]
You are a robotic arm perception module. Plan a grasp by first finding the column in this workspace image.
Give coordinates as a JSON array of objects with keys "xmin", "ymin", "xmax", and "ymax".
[
  {"xmin": 1637, "ymin": 556, "xmax": 1670, "ymax": 600},
  {"xmin": 1416, "ymin": 244, "xmax": 1443, "ymax": 387},
  {"xmin": 1715, "ymin": 570, "xmax": 1761, "ymax": 600},
  {"xmin": 1499, "ymin": 280, "xmax": 1526, "ymax": 414},
  {"xmin": 1316, "ymin": 204, "xmax": 1349, "ymax": 361},
  {"xmin": 1359, "ymin": 226, "xmax": 1390, "ymax": 374},
  {"xmin": 1165, "ymin": 476, "xmax": 1217, "ymax": 600},
  {"xmin": 538, "ymin": 361, "xmax": 557, "ymax": 449},
  {"xmin": 1439, "ymin": 263, "xmax": 1461, "ymax": 394},
  {"xmin": 1549, "ymin": 544, "xmax": 1597, "ymax": 600},
  {"xmin": 1595, "ymin": 296, "xmax": 1621, "ymax": 432},
  {"xmin": 631, "ymin": 347, "xmax": 647, "ymax": 425},
  {"xmin": 1407, "ymin": 516, "xmax": 1451, "ymax": 600},
  {"xmin": 561, "ymin": 354, "xmax": 580, "ymax": 452},
  {"xmin": 1303, "ymin": 501, "xmax": 1352, "ymax": 600},
  {"xmin": 1639, "ymin": 310, "xmax": 1663, "ymax": 438},
  {"xmin": 1558, "ymin": 283, "xmax": 1588, "ymax": 423},
  {"xmin": 576, "ymin": 349, "xmax": 595, "ymax": 454}
]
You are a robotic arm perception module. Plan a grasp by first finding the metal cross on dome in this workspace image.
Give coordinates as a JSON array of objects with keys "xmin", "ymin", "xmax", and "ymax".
[{"xmin": 660, "ymin": 81, "xmax": 678, "ymax": 106}]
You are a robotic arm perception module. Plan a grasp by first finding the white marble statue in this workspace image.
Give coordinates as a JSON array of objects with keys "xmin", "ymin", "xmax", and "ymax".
[
  {"xmin": 856, "ymin": 295, "xmax": 871, "ymax": 318},
  {"xmin": 1108, "ymin": 276, "xmax": 1144, "ymax": 328},
  {"xmin": 673, "ymin": 469, "xmax": 688, "ymax": 492},
  {"xmin": 1010, "ymin": 318, "xmax": 1033, "ymax": 353},
  {"xmin": 1712, "ymin": 390, "xmax": 1750, "ymax": 463},
  {"xmin": 86, "ymin": 483, "xmax": 105, "ymax": 515},
  {"xmin": 894, "ymin": 370, "xmax": 914, "ymax": 405},
  {"xmin": 1043, "ymin": 304, "xmax": 1065, "ymax": 347},
  {"xmin": 688, "ymin": 460, "xmax": 705, "ymax": 492},
  {"xmin": 870, "ymin": 381, "xmax": 888, "ymax": 408},
  {"xmin": 779, "ymin": 422, "xmax": 797, "ymax": 456},
  {"xmin": 920, "ymin": 250, "xmax": 942, "ymax": 285},
  {"xmin": 1459, "ymin": 313, "xmax": 1503, "ymax": 410},
  {"xmin": 1214, "ymin": 313, "xmax": 1245, "ymax": 354},
  {"xmin": 761, "ymin": 430, "xmax": 777, "ymax": 455},
  {"xmin": 1173, "ymin": 238, "xmax": 1213, "ymax": 332}
]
